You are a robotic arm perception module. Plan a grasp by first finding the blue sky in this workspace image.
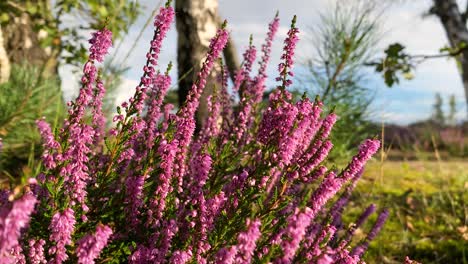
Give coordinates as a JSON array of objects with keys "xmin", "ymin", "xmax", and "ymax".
[{"xmin": 61, "ymin": 0, "xmax": 468, "ymax": 125}]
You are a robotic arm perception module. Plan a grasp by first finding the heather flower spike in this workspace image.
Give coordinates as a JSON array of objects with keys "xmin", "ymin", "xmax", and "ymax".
[
  {"xmin": 0, "ymin": 9, "xmax": 401, "ymax": 264},
  {"xmin": 88, "ymin": 28, "xmax": 112, "ymax": 63}
]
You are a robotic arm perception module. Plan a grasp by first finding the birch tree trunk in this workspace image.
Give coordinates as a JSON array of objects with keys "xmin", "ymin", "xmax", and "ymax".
[{"xmin": 432, "ymin": 0, "xmax": 468, "ymax": 116}]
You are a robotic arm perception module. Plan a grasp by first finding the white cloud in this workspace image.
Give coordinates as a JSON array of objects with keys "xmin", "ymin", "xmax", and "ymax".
[{"xmin": 115, "ymin": 78, "xmax": 140, "ymax": 106}]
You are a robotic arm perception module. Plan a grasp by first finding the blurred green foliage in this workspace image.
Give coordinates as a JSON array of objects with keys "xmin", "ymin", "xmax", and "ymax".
[
  {"xmin": 0, "ymin": 0, "xmax": 141, "ymax": 66},
  {"xmin": 299, "ymin": 1, "xmax": 380, "ymax": 159},
  {"xmin": 432, "ymin": 93, "xmax": 445, "ymax": 125},
  {"xmin": 0, "ymin": 64, "xmax": 65, "ymax": 182}
]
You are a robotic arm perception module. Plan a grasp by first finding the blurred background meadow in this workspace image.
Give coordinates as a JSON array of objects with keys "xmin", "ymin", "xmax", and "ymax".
[{"xmin": 0, "ymin": 0, "xmax": 467, "ymax": 263}]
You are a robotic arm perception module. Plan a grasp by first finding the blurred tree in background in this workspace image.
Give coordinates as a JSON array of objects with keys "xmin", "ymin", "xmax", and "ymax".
[
  {"xmin": 0, "ymin": 0, "xmax": 141, "ymax": 82},
  {"xmin": 299, "ymin": 0, "xmax": 381, "ymax": 158},
  {"xmin": 448, "ymin": 94, "xmax": 457, "ymax": 126},
  {"xmin": 431, "ymin": 93, "xmax": 445, "ymax": 125},
  {"xmin": 372, "ymin": 0, "xmax": 468, "ymax": 118}
]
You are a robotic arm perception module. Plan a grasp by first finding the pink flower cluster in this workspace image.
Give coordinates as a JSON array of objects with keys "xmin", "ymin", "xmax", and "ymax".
[
  {"xmin": 88, "ymin": 28, "xmax": 112, "ymax": 63},
  {"xmin": 0, "ymin": 2, "xmax": 411, "ymax": 263}
]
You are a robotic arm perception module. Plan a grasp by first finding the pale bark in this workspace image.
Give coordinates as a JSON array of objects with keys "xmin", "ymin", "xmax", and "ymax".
[
  {"xmin": 0, "ymin": 25, "xmax": 10, "ymax": 83},
  {"xmin": 432, "ymin": 0, "xmax": 468, "ymax": 116}
]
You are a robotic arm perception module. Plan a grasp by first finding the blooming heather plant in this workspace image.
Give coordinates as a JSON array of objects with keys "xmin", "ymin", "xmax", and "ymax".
[{"xmin": 0, "ymin": 1, "xmax": 403, "ymax": 263}]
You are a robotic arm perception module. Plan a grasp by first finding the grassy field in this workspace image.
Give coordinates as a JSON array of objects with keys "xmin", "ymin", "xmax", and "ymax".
[{"xmin": 345, "ymin": 160, "xmax": 468, "ymax": 263}]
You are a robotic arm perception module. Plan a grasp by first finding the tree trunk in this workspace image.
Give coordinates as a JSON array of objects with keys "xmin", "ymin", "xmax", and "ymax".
[
  {"xmin": 432, "ymin": 0, "xmax": 468, "ymax": 116},
  {"xmin": 0, "ymin": 11, "xmax": 58, "ymax": 83}
]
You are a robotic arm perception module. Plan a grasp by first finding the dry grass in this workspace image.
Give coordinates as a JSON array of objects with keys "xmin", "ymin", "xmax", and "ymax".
[{"xmin": 344, "ymin": 159, "xmax": 468, "ymax": 263}]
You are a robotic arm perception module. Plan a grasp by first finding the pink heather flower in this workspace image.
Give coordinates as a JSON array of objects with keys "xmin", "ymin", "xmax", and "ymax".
[
  {"xmin": 28, "ymin": 239, "xmax": 46, "ymax": 264},
  {"xmin": 91, "ymin": 78, "xmax": 106, "ymax": 142},
  {"xmin": 329, "ymin": 169, "xmax": 365, "ymax": 229},
  {"xmin": 303, "ymin": 171, "xmax": 343, "ymax": 225},
  {"xmin": 205, "ymin": 192, "xmax": 227, "ymax": 232},
  {"xmin": 233, "ymin": 97, "xmax": 253, "ymax": 144},
  {"xmin": 182, "ymin": 153, "xmax": 212, "ymax": 259},
  {"xmin": 233, "ymin": 38, "xmax": 257, "ymax": 92},
  {"xmin": 88, "ymin": 28, "xmax": 112, "ymax": 62},
  {"xmin": 219, "ymin": 64, "xmax": 234, "ymax": 138},
  {"xmin": 68, "ymin": 61, "xmax": 97, "ymax": 124},
  {"xmin": 124, "ymin": 174, "xmax": 146, "ymax": 227},
  {"xmin": 234, "ymin": 218, "xmax": 262, "ymax": 263},
  {"xmin": 128, "ymin": 245, "xmax": 153, "ymax": 264},
  {"xmin": 161, "ymin": 104, "xmax": 175, "ymax": 133},
  {"xmin": 281, "ymin": 98, "xmax": 314, "ymax": 157},
  {"xmin": 329, "ymin": 187, "xmax": 353, "ymax": 228},
  {"xmin": 198, "ymin": 93, "xmax": 222, "ymax": 144},
  {"xmin": 243, "ymin": 38, "xmax": 257, "ymax": 76},
  {"xmin": 76, "ymin": 224, "xmax": 113, "ymax": 264},
  {"xmin": 61, "ymin": 123, "xmax": 94, "ymax": 208},
  {"xmin": 152, "ymin": 6, "xmax": 175, "ymax": 62},
  {"xmin": 318, "ymin": 113, "xmax": 337, "ymax": 140},
  {"xmin": 293, "ymin": 100, "xmax": 323, "ymax": 160},
  {"xmin": 36, "ymin": 119, "xmax": 59, "ymax": 150},
  {"xmin": 294, "ymin": 113, "xmax": 337, "ymax": 175},
  {"xmin": 317, "ymin": 247, "xmax": 360, "ymax": 264},
  {"xmin": 138, "ymin": 5, "xmax": 174, "ymax": 89},
  {"xmin": 233, "ymin": 70, "xmax": 244, "ymax": 94},
  {"xmin": 247, "ymin": 13, "xmax": 279, "ymax": 120},
  {"xmin": 309, "ymin": 225, "xmax": 337, "ymax": 259},
  {"xmin": 5, "ymin": 245, "xmax": 26, "ymax": 264},
  {"xmin": 405, "ymin": 256, "xmax": 422, "ymax": 264},
  {"xmin": 351, "ymin": 208, "xmax": 389, "ymax": 257},
  {"xmin": 305, "ymin": 165, "xmax": 328, "ymax": 183},
  {"xmin": 257, "ymin": 89, "xmax": 297, "ymax": 147},
  {"xmin": 173, "ymin": 26, "xmax": 229, "ymax": 182},
  {"xmin": 214, "ymin": 247, "xmax": 237, "ymax": 264},
  {"xmin": 276, "ymin": 16, "xmax": 299, "ymax": 88},
  {"xmin": 341, "ymin": 204, "xmax": 377, "ymax": 248},
  {"xmin": 223, "ymin": 170, "xmax": 249, "ymax": 195},
  {"xmin": 342, "ymin": 139, "xmax": 380, "ymax": 181},
  {"xmin": 178, "ymin": 27, "xmax": 229, "ymax": 119},
  {"xmin": 0, "ymin": 193, "xmax": 37, "ymax": 256},
  {"xmin": 258, "ymin": 13, "xmax": 280, "ymax": 79},
  {"xmin": 316, "ymin": 252, "xmax": 334, "ymax": 264},
  {"xmin": 147, "ymin": 138, "xmax": 178, "ymax": 227},
  {"xmin": 169, "ymin": 250, "xmax": 193, "ymax": 264},
  {"xmin": 116, "ymin": 5, "xmax": 174, "ymax": 123},
  {"xmin": 48, "ymin": 208, "xmax": 76, "ymax": 263},
  {"xmin": 153, "ymin": 219, "xmax": 178, "ymax": 262},
  {"xmin": 277, "ymin": 208, "xmax": 314, "ymax": 262},
  {"xmin": 190, "ymin": 153, "xmax": 212, "ymax": 188},
  {"xmin": 0, "ymin": 190, "xmax": 9, "ymax": 207},
  {"xmin": 297, "ymin": 140, "xmax": 333, "ymax": 180},
  {"xmin": 36, "ymin": 119, "xmax": 60, "ymax": 169},
  {"xmin": 250, "ymin": 13, "xmax": 280, "ymax": 107},
  {"xmin": 146, "ymin": 73, "xmax": 172, "ymax": 148}
]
